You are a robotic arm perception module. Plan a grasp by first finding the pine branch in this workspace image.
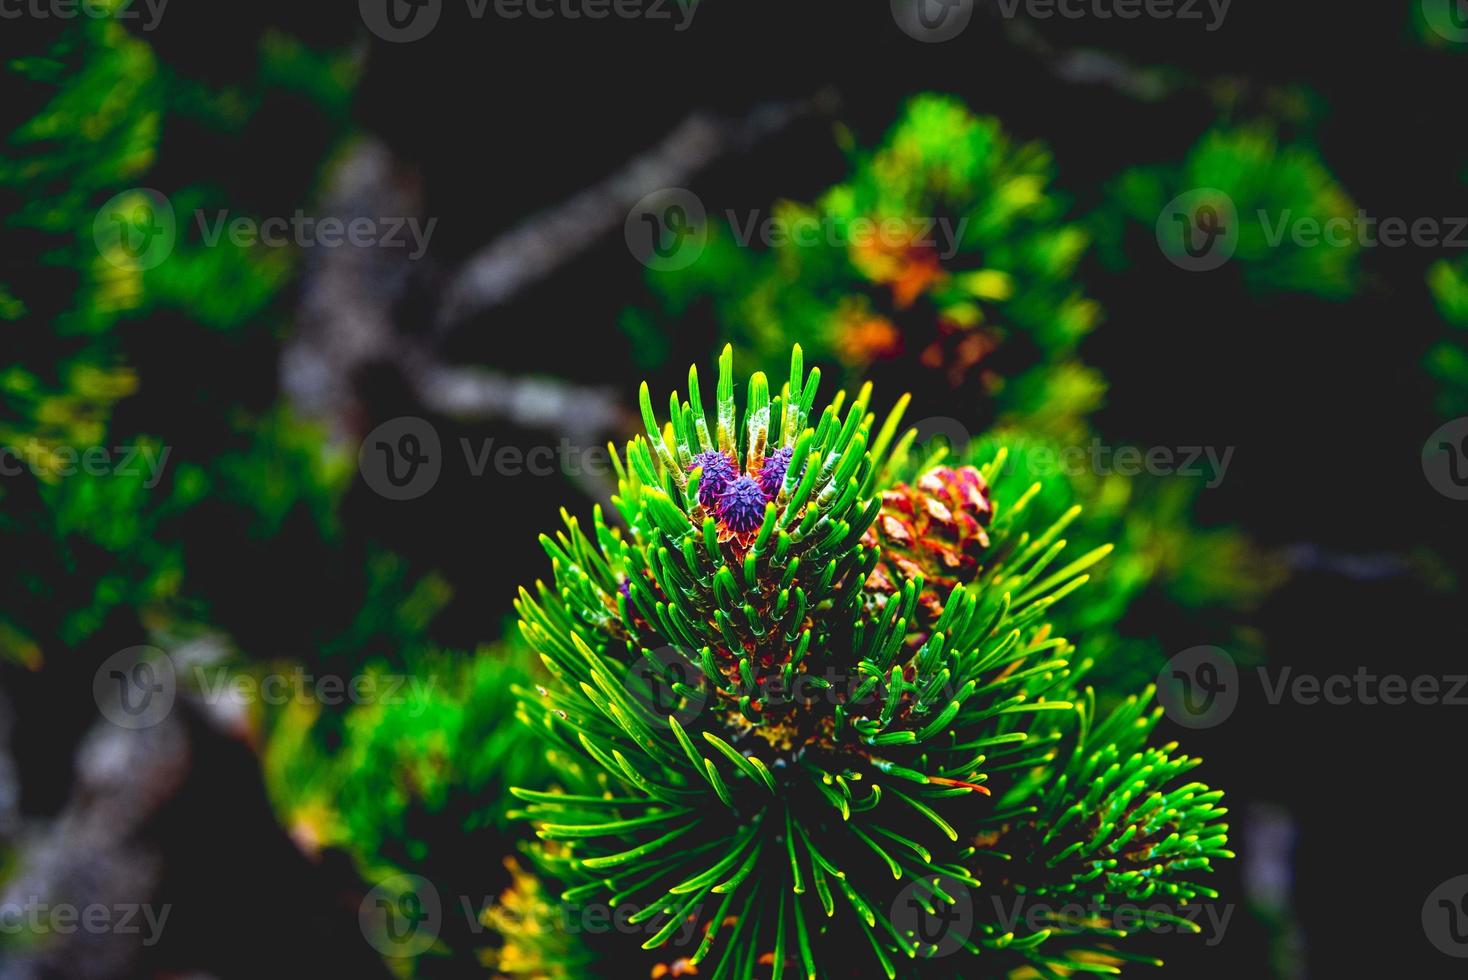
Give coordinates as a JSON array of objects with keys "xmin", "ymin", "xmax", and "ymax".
[{"xmin": 505, "ymin": 346, "xmax": 1230, "ymax": 979}]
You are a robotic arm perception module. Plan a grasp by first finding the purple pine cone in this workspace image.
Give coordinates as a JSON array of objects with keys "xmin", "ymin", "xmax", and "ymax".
[
  {"xmin": 758, "ymin": 446, "xmax": 794, "ymax": 500},
  {"xmin": 690, "ymin": 449, "xmax": 736, "ymax": 510},
  {"xmin": 718, "ymin": 475, "xmax": 768, "ymax": 533}
]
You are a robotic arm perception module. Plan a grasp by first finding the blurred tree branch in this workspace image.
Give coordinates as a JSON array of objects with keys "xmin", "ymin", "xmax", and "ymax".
[
  {"xmin": 284, "ymin": 94, "xmax": 834, "ymax": 466},
  {"xmin": 436, "ymin": 93, "xmax": 834, "ymax": 330}
]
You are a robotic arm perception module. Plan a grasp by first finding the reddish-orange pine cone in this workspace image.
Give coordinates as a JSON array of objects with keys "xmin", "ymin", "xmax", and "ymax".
[{"xmin": 862, "ymin": 464, "xmax": 994, "ymax": 628}]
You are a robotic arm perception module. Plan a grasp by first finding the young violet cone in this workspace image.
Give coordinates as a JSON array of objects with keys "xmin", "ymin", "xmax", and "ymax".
[
  {"xmin": 756, "ymin": 445, "xmax": 794, "ymax": 499},
  {"xmin": 689, "ymin": 449, "xmax": 736, "ymax": 511},
  {"xmin": 717, "ymin": 475, "xmax": 768, "ymax": 534}
]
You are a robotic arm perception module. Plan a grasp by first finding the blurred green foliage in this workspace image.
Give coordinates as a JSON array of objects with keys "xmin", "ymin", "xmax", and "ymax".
[
  {"xmin": 262, "ymin": 644, "xmax": 550, "ymax": 878},
  {"xmin": 953, "ymin": 429, "xmax": 1278, "ymax": 698},
  {"xmin": 624, "ymin": 94, "xmax": 1103, "ymax": 444},
  {"xmin": 0, "ymin": 18, "xmax": 440, "ymax": 665},
  {"xmin": 1428, "ymin": 255, "xmax": 1468, "ymax": 418},
  {"xmin": 1091, "ymin": 125, "xmax": 1360, "ymax": 299}
]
